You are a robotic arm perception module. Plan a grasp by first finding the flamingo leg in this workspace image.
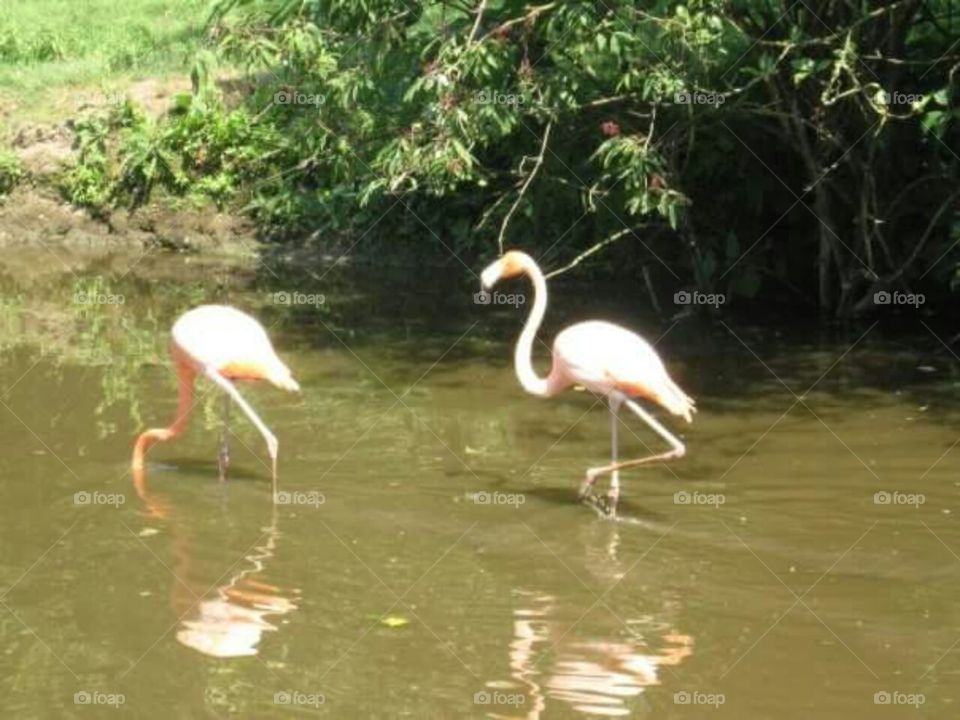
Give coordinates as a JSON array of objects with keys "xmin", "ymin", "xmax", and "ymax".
[
  {"xmin": 582, "ymin": 393, "xmax": 686, "ymax": 516},
  {"xmin": 203, "ymin": 367, "xmax": 279, "ymax": 491},
  {"xmin": 218, "ymin": 395, "xmax": 231, "ymax": 482},
  {"xmin": 578, "ymin": 395, "xmax": 621, "ymax": 504},
  {"xmin": 608, "ymin": 400, "xmax": 621, "ymax": 507}
]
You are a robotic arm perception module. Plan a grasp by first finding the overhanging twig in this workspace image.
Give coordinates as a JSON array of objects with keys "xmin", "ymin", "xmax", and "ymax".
[
  {"xmin": 496, "ymin": 120, "xmax": 552, "ymax": 255},
  {"xmin": 467, "ymin": 0, "xmax": 488, "ymax": 45},
  {"xmin": 545, "ymin": 227, "xmax": 644, "ymax": 279}
]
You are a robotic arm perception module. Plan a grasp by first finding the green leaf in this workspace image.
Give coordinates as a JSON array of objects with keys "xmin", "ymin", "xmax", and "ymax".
[{"xmin": 380, "ymin": 616, "xmax": 410, "ymax": 629}]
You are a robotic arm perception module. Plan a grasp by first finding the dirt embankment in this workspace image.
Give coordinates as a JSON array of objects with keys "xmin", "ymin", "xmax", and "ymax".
[
  {"xmin": 0, "ymin": 186, "xmax": 258, "ymax": 255},
  {"xmin": 0, "ymin": 78, "xmax": 260, "ymax": 255}
]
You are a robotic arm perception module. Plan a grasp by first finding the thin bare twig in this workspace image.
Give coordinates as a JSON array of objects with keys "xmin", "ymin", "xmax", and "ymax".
[
  {"xmin": 545, "ymin": 226, "xmax": 646, "ymax": 279},
  {"xmin": 480, "ymin": 3, "xmax": 556, "ymax": 43},
  {"xmin": 467, "ymin": 0, "xmax": 488, "ymax": 45},
  {"xmin": 496, "ymin": 120, "xmax": 552, "ymax": 255}
]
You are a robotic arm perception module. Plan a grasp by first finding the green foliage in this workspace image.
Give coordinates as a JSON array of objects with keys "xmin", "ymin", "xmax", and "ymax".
[
  {"xmin": 0, "ymin": 24, "xmax": 66, "ymax": 63},
  {"xmin": 60, "ymin": 101, "xmax": 143, "ymax": 209},
  {"xmin": 62, "ymin": 0, "xmax": 960, "ymax": 316},
  {"xmin": 0, "ymin": 0, "xmax": 211, "ymax": 125},
  {"xmin": 61, "ymin": 87, "xmax": 284, "ymax": 211},
  {"xmin": 0, "ymin": 151, "xmax": 23, "ymax": 196}
]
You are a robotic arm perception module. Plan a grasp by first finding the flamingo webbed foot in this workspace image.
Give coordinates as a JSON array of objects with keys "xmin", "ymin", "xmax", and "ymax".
[
  {"xmin": 579, "ymin": 468, "xmax": 619, "ymax": 518},
  {"xmin": 581, "ymin": 492, "xmax": 617, "ymax": 519},
  {"xmin": 579, "ymin": 468, "xmax": 601, "ymax": 501}
]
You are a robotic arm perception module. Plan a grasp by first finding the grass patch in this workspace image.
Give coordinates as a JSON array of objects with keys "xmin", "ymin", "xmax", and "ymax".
[{"xmin": 0, "ymin": 0, "xmax": 211, "ymax": 124}]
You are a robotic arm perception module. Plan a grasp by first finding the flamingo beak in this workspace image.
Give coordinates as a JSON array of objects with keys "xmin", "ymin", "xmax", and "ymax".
[{"xmin": 480, "ymin": 260, "xmax": 503, "ymax": 291}]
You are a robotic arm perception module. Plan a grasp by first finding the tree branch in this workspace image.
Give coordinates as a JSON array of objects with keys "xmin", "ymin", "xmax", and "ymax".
[{"xmin": 496, "ymin": 120, "xmax": 552, "ymax": 255}]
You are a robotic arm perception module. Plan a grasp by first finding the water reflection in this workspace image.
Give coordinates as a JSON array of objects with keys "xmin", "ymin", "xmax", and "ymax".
[
  {"xmin": 133, "ymin": 466, "xmax": 299, "ymax": 658},
  {"xmin": 5, "ymin": 249, "xmax": 959, "ymax": 717},
  {"xmin": 493, "ymin": 525, "xmax": 693, "ymax": 717}
]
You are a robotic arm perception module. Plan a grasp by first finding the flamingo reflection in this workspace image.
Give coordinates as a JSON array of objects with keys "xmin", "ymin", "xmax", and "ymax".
[
  {"xmin": 490, "ymin": 526, "xmax": 693, "ymax": 717},
  {"xmin": 133, "ymin": 465, "xmax": 299, "ymax": 658}
]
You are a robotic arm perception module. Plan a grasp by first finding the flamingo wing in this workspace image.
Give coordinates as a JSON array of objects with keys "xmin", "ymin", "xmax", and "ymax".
[
  {"xmin": 553, "ymin": 321, "xmax": 695, "ymax": 421},
  {"xmin": 173, "ymin": 306, "xmax": 274, "ymax": 372},
  {"xmin": 171, "ymin": 305, "xmax": 298, "ymax": 391}
]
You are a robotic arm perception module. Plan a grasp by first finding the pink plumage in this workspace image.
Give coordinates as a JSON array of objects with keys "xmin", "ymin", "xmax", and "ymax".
[{"xmin": 481, "ymin": 250, "xmax": 694, "ymax": 516}]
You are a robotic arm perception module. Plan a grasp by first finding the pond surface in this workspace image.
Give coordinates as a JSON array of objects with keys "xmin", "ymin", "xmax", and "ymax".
[{"xmin": 0, "ymin": 247, "xmax": 958, "ymax": 718}]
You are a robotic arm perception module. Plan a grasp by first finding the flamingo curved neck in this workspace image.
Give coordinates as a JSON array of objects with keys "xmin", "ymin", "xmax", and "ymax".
[
  {"xmin": 132, "ymin": 364, "xmax": 196, "ymax": 469},
  {"xmin": 133, "ymin": 428, "xmax": 170, "ymax": 468},
  {"xmin": 515, "ymin": 258, "xmax": 551, "ymax": 397}
]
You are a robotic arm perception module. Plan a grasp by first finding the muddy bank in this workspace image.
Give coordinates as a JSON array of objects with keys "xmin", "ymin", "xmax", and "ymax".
[
  {"xmin": 0, "ymin": 184, "xmax": 260, "ymax": 255},
  {"xmin": 1, "ymin": 75, "xmax": 263, "ymax": 257}
]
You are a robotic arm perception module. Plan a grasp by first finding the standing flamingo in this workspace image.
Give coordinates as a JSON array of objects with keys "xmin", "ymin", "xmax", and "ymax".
[
  {"xmin": 480, "ymin": 250, "xmax": 695, "ymax": 516},
  {"xmin": 132, "ymin": 305, "xmax": 300, "ymax": 490}
]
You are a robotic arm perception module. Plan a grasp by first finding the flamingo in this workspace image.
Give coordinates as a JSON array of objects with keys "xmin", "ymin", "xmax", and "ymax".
[
  {"xmin": 132, "ymin": 305, "xmax": 300, "ymax": 489},
  {"xmin": 480, "ymin": 250, "xmax": 695, "ymax": 516}
]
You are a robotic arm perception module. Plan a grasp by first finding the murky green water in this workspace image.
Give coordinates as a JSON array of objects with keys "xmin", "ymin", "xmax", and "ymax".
[{"xmin": 1, "ymin": 248, "xmax": 958, "ymax": 718}]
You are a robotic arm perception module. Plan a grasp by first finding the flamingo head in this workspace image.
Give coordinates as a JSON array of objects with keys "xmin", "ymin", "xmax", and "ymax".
[{"xmin": 480, "ymin": 250, "xmax": 531, "ymax": 290}]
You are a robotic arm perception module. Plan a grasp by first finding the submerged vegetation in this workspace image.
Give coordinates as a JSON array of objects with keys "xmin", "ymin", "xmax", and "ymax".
[{"xmin": 5, "ymin": 1, "xmax": 960, "ymax": 318}]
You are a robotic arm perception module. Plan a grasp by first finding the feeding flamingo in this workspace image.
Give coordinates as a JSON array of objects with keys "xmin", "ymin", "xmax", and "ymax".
[
  {"xmin": 480, "ymin": 250, "xmax": 695, "ymax": 516},
  {"xmin": 132, "ymin": 305, "xmax": 299, "ymax": 490}
]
